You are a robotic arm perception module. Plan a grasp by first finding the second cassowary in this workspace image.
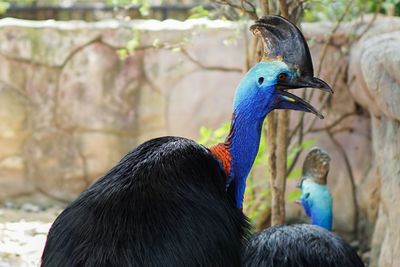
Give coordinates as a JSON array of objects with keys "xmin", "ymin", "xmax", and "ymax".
[
  {"xmin": 243, "ymin": 148, "xmax": 364, "ymax": 267},
  {"xmin": 41, "ymin": 16, "xmax": 331, "ymax": 266},
  {"xmin": 297, "ymin": 147, "xmax": 333, "ymax": 230}
]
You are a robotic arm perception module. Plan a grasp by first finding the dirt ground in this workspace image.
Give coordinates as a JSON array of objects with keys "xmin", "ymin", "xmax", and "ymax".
[{"xmin": 0, "ymin": 197, "xmax": 64, "ymax": 267}]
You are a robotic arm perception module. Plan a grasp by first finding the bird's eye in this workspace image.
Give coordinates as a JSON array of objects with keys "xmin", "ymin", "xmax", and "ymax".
[
  {"xmin": 258, "ymin": 77, "xmax": 264, "ymax": 85},
  {"xmin": 304, "ymin": 193, "xmax": 310, "ymax": 199},
  {"xmin": 278, "ymin": 73, "xmax": 287, "ymax": 81}
]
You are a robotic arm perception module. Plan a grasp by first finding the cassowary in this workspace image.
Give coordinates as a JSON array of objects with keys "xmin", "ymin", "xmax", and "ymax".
[
  {"xmin": 242, "ymin": 224, "xmax": 365, "ymax": 267},
  {"xmin": 41, "ymin": 16, "xmax": 331, "ymax": 266},
  {"xmin": 297, "ymin": 147, "xmax": 333, "ymax": 230},
  {"xmin": 211, "ymin": 15, "xmax": 331, "ymax": 209},
  {"xmin": 41, "ymin": 137, "xmax": 248, "ymax": 266},
  {"xmin": 242, "ymin": 148, "xmax": 365, "ymax": 267}
]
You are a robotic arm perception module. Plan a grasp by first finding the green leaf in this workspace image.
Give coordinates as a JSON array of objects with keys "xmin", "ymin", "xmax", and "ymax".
[
  {"xmin": 287, "ymin": 168, "xmax": 302, "ymax": 180},
  {"xmin": 189, "ymin": 6, "xmax": 210, "ymax": 19},
  {"xmin": 126, "ymin": 36, "xmax": 140, "ymax": 53},
  {"xmin": 0, "ymin": 1, "xmax": 10, "ymax": 14},
  {"xmin": 117, "ymin": 49, "xmax": 128, "ymax": 60},
  {"xmin": 152, "ymin": 38, "xmax": 161, "ymax": 48},
  {"xmin": 301, "ymin": 139, "xmax": 317, "ymax": 150},
  {"xmin": 198, "ymin": 126, "xmax": 212, "ymax": 145},
  {"xmin": 171, "ymin": 47, "xmax": 181, "ymax": 52},
  {"xmin": 287, "ymin": 190, "xmax": 302, "ymax": 203}
]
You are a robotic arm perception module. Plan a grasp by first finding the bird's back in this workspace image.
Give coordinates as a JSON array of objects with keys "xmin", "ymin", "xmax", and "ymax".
[
  {"xmin": 243, "ymin": 224, "xmax": 364, "ymax": 267},
  {"xmin": 41, "ymin": 136, "xmax": 250, "ymax": 267}
]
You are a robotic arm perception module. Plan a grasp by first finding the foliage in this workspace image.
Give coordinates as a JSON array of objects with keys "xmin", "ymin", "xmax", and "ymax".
[
  {"xmin": 189, "ymin": 5, "xmax": 210, "ymax": 19},
  {"xmin": 382, "ymin": 0, "xmax": 400, "ymax": 16},
  {"xmin": 198, "ymin": 121, "xmax": 315, "ymax": 222},
  {"xmin": 303, "ymin": 0, "xmax": 399, "ymax": 21},
  {"xmin": 0, "ymin": 1, "xmax": 10, "ymax": 14}
]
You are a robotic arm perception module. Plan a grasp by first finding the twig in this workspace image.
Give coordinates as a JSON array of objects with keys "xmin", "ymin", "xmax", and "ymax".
[
  {"xmin": 180, "ymin": 48, "xmax": 243, "ymax": 72},
  {"xmin": 316, "ymin": 0, "xmax": 354, "ymax": 76},
  {"xmin": 305, "ymin": 63, "xmax": 342, "ymax": 131},
  {"xmin": 214, "ymin": 0, "xmax": 258, "ymax": 19},
  {"xmin": 242, "ymin": 0, "xmax": 258, "ymax": 15},
  {"xmin": 327, "ymin": 130, "xmax": 359, "ymax": 239},
  {"xmin": 329, "ymin": 126, "xmax": 354, "ymax": 134},
  {"xmin": 308, "ymin": 111, "xmax": 357, "ymax": 132},
  {"xmin": 287, "ymin": 61, "xmax": 342, "ymax": 173},
  {"xmin": 287, "ymin": 115, "xmax": 304, "ymax": 175},
  {"xmin": 354, "ymin": 0, "xmax": 382, "ymax": 41}
]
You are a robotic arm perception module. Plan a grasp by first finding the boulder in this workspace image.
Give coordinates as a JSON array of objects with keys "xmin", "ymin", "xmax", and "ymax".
[{"xmin": 349, "ymin": 19, "xmax": 400, "ymax": 267}]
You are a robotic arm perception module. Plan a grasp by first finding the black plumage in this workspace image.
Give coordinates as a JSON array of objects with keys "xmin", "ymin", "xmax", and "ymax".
[
  {"xmin": 242, "ymin": 224, "xmax": 365, "ymax": 267},
  {"xmin": 41, "ymin": 136, "xmax": 250, "ymax": 267}
]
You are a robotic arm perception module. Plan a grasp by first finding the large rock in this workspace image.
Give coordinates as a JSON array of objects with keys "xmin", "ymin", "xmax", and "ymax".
[
  {"xmin": 56, "ymin": 42, "xmax": 142, "ymax": 133},
  {"xmin": 24, "ymin": 130, "xmax": 86, "ymax": 200},
  {"xmin": 349, "ymin": 18, "xmax": 400, "ymax": 267},
  {"xmin": 0, "ymin": 81, "xmax": 33, "ymax": 199}
]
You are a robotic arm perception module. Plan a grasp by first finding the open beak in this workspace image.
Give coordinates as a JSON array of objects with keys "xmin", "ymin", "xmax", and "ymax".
[
  {"xmin": 274, "ymin": 75, "xmax": 333, "ymax": 119},
  {"xmin": 275, "ymin": 89, "xmax": 324, "ymax": 119}
]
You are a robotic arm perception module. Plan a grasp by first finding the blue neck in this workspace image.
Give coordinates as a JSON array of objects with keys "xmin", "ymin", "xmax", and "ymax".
[
  {"xmin": 227, "ymin": 110, "xmax": 267, "ymax": 209},
  {"xmin": 225, "ymin": 61, "xmax": 285, "ymax": 209},
  {"xmin": 311, "ymin": 205, "xmax": 333, "ymax": 231},
  {"xmin": 301, "ymin": 181, "xmax": 333, "ymax": 231}
]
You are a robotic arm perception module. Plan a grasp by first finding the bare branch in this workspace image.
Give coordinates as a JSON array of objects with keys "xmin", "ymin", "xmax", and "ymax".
[
  {"xmin": 287, "ymin": 115, "xmax": 304, "ymax": 175},
  {"xmin": 214, "ymin": 0, "xmax": 258, "ymax": 19},
  {"xmin": 327, "ymin": 130, "xmax": 359, "ymax": 239},
  {"xmin": 354, "ymin": 1, "xmax": 382, "ymax": 41},
  {"xmin": 308, "ymin": 111, "xmax": 357, "ymax": 133},
  {"xmin": 180, "ymin": 48, "xmax": 243, "ymax": 73},
  {"xmin": 316, "ymin": 0, "xmax": 354, "ymax": 76}
]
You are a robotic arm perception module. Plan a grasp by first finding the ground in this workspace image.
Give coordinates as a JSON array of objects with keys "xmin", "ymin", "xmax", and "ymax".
[{"xmin": 0, "ymin": 197, "xmax": 64, "ymax": 267}]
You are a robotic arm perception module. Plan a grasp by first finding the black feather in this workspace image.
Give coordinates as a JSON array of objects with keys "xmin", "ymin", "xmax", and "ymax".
[
  {"xmin": 41, "ymin": 136, "xmax": 250, "ymax": 267},
  {"xmin": 243, "ymin": 224, "xmax": 365, "ymax": 267}
]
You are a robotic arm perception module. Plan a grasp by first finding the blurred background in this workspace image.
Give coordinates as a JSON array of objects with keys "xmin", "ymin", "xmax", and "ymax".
[{"xmin": 0, "ymin": 0, "xmax": 399, "ymax": 266}]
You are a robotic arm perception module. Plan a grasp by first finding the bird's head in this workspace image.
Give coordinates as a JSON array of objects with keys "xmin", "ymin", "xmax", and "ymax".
[
  {"xmin": 297, "ymin": 148, "xmax": 333, "ymax": 230},
  {"xmin": 234, "ymin": 16, "xmax": 332, "ymax": 119}
]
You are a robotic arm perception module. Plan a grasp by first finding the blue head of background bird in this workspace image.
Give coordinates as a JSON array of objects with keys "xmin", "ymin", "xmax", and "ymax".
[
  {"xmin": 297, "ymin": 147, "xmax": 333, "ymax": 230},
  {"xmin": 213, "ymin": 16, "xmax": 333, "ymax": 209}
]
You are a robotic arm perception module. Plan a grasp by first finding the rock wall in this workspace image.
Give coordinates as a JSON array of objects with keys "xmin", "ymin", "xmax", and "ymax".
[
  {"xmin": 349, "ymin": 16, "xmax": 400, "ymax": 267},
  {"xmin": 0, "ymin": 16, "xmax": 399, "ymax": 266},
  {"xmin": 0, "ymin": 18, "xmax": 245, "ymax": 201}
]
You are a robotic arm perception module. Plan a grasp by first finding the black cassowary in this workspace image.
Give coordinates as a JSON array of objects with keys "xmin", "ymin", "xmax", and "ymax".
[
  {"xmin": 242, "ymin": 148, "xmax": 364, "ymax": 267},
  {"xmin": 41, "ymin": 137, "xmax": 248, "ymax": 267},
  {"xmin": 243, "ymin": 224, "xmax": 365, "ymax": 267},
  {"xmin": 42, "ymin": 16, "xmax": 332, "ymax": 266}
]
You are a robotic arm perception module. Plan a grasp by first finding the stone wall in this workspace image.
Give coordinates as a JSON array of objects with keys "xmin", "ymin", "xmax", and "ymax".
[
  {"xmin": 348, "ymin": 16, "xmax": 400, "ymax": 267},
  {"xmin": 0, "ymin": 18, "xmax": 245, "ymax": 201},
  {"xmin": 0, "ymin": 16, "xmax": 399, "ymax": 266}
]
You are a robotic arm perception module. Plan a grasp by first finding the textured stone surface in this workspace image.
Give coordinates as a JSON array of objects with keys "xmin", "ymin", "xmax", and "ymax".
[
  {"xmin": 56, "ymin": 42, "xmax": 141, "ymax": 133},
  {"xmin": 0, "ymin": 18, "xmax": 244, "ymax": 201},
  {"xmin": 349, "ymin": 22, "xmax": 400, "ymax": 266},
  {"xmin": 0, "ymin": 81, "xmax": 32, "ymax": 199}
]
